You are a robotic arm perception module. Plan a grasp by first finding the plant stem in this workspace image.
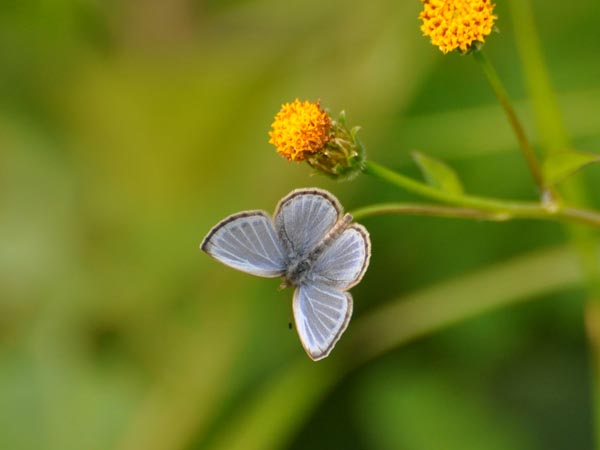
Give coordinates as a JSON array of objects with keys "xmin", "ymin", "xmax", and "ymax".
[
  {"xmin": 507, "ymin": 2, "xmax": 568, "ymax": 155},
  {"xmin": 472, "ymin": 49, "xmax": 548, "ymax": 196},
  {"xmin": 350, "ymin": 203, "xmax": 600, "ymax": 230},
  {"xmin": 350, "ymin": 203, "xmax": 504, "ymax": 222},
  {"xmin": 363, "ymin": 160, "xmax": 600, "ymax": 228},
  {"xmin": 508, "ymin": 0, "xmax": 600, "ymax": 446},
  {"xmin": 365, "ymin": 160, "xmax": 539, "ymax": 214}
]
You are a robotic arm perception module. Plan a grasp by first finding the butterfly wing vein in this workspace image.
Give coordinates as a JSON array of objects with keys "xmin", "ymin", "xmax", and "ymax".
[
  {"xmin": 293, "ymin": 283, "xmax": 353, "ymax": 361},
  {"xmin": 201, "ymin": 211, "xmax": 286, "ymax": 277},
  {"xmin": 310, "ymin": 224, "xmax": 370, "ymax": 290},
  {"xmin": 275, "ymin": 189, "xmax": 341, "ymax": 257}
]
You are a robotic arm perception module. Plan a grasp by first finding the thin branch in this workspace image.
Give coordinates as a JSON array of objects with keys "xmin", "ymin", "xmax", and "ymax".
[
  {"xmin": 351, "ymin": 203, "xmax": 509, "ymax": 222},
  {"xmin": 473, "ymin": 49, "xmax": 549, "ymax": 197},
  {"xmin": 363, "ymin": 160, "xmax": 600, "ymax": 228}
]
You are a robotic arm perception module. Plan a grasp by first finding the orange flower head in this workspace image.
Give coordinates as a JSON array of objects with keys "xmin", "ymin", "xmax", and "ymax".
[
  {"xmin": 419, "ymin": 0, "xmax": 497, "ymax": 54},
  {"xmin": 269, "ymin": 99, "xmax": 331, "ymax": 162}
]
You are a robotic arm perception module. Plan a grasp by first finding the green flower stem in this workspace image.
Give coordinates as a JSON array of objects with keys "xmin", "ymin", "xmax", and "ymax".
[
  {"xmin": 363, "ymin": 160, "xmax": 600, "ymax": 228},
  {"xmin": 365, "ymin": 160, "xmax": 539, "ymax": 214},
  {"xmin": 351, "ymin": 203, "xmax": 505, "ymax": 222},
  {"xmin": 507, "ymin": 1, "xmax": 568, "ymax": 155},
  {"xmin": 508, "ymin": 0, "xmax": 600, "ymax": 446},
  {"xmin": 472, "ymin": 49, "xmax": 548, "ymax": 197}
]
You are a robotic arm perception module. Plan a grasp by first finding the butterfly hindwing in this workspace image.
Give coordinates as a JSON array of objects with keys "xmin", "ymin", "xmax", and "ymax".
[
  {"xmin": 274, "ymin": 188, "xmax": 342, "ymax": 258},
  {"xmin": 201, "ymin": 211, "xmax": 286, "ymax": 278},
  {"xmin": 310, "ymin": 224, "xmax": 371, "ymax": 290},
  {"xmin": 292, "ymin": 283, "xmax": 353, "ymax": 361}
]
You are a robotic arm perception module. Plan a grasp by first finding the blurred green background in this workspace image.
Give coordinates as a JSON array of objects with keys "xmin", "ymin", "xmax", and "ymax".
[{"xmin": 2, "ymin": 0, "xmax": 600, "ymax": 449}]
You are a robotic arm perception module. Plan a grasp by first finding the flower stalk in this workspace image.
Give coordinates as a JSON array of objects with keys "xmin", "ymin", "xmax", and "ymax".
[
  {"xmin": 362, "ymin": 160, "xmax": 600, "ymax": 229},
  {"xmin": 472, "ymin": 49, "xmax": 550, "ymax": 199},
  {"xmin": 350, "ymin": 203, "xmax": 507, "ymax": 222},
  {"xmin": 507, "ymin": 1, "xmax": 600, "ymax": 447}
]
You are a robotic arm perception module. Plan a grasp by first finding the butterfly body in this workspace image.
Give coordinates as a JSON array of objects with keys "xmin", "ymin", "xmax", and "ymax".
[
  {"xmin": 201, "ymin": 188, "xmax": 370, "ymax": 360},
  {"xmin": 285, "ymin": 258, "xmax": 312, "ymax": 287}
]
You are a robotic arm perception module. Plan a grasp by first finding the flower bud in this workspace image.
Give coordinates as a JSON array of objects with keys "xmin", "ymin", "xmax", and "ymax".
[{"xmin": 269, "ymin": 100, "xmax": 365, "ymax": 180}]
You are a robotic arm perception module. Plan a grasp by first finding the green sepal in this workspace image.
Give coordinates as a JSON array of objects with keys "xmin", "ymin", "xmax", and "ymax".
[{"xmin": 305, "ymin": 110, "xmax": 366, "ymax": 181}]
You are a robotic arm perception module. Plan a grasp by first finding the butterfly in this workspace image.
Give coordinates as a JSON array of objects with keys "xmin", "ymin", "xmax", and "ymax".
[{"xmin": 201, "ymin": 188, "xmax": 371, "ymax": 361}]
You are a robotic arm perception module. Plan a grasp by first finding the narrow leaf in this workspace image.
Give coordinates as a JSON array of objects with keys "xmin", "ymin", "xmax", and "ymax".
[
  {"xmin": 543, "ymin": 150, "xmax": 600, "ymax": 186},
  {"xmin": 412, "ymin": 151, "xmax": 464, "ymax": 195}
]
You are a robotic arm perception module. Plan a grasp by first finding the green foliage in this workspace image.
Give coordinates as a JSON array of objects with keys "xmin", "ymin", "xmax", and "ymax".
[
  {"xmin": 542, "ymin": 150, "xmax": 600, "ymax": 186},
  {"xmin": 0, "ymin": 1, "xmax": 599, "ymax": 450},
  {"xmin": 412, "ymin": 150, "xmax": 465, "ymax": 195},
  {"xmin": 356, "ymin": 368, "xmax": 534, "ymax": 450}
]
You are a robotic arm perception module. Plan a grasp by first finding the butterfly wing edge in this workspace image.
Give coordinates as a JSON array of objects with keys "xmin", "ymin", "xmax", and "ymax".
[
  {"xmin": 342, "ymin": 223, "xmax": 371, "ymax": 290},
  {"xmin": 201, "ymin": 210, "xmax": 286, "ymax": 278},
  {"xmin": 273, "ymin": 188, "xmax": 343, "ymax": 221},
  {"xmin": 293, "ymin": 285, "xmax": 353, "ymax": 361}
]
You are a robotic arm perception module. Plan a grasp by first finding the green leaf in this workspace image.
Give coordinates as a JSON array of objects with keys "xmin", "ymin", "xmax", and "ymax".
[
  {"xmin": 542, "ymin": 150, "xmax": 600, "ymax": 186},
  {"xmin": 412, "ymin": 151, "xmax": 464, "ymax": 195}
]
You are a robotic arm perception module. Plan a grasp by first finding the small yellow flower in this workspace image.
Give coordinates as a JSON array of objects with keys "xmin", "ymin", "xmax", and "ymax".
[
  {"xmin": 269, "ymin": 99, "xmax": 331, "ymax": 162},
  {"xmin": 269, "ymin": 100, "xmax": 366, "ymax": 180},
  {"xmin": 419, "ymin": 0, "xmax": 497, "ymax": 54}
]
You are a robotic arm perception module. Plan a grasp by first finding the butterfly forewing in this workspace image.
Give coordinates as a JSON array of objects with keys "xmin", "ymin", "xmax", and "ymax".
[
  {"xmin": 293, "ymin": 283, "xmax": 353, "ymax": 361},
  {"xmin": 274, "ymin": 189, "xmax": 342, "ymax": 257},
  {"xmin": 310, "ymin": 224, "xmax": 371, "ymax": 290},
  {"xmin": 201, "ymin": 211, "xmax": 286, "ymax": 278}
]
